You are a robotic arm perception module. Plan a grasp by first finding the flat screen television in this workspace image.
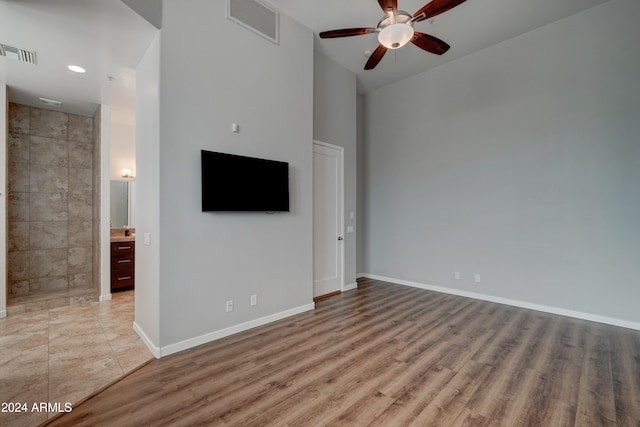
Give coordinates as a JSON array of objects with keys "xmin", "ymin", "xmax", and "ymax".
[{"xmin": 201, "ymin": 150, "xmax": 289, "ymax": 212}]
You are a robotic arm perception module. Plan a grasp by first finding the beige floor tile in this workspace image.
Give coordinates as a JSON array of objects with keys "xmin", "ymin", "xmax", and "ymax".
[
  {"xmin": 115, "ymin": 342, "xmax": 154, "ymax": 373},
  {"xmin": 0, "ymin": 348, "xmax": 49, "ymax": 403},
  {"xmin": 0, "ymin": 327, "xmax": 48, "ymax": 354},
  {"xmin": 0, "ymin": 289, "xmax": 153, "ymax": 419},
  {"xmin": 49, "ymin": 355, "xmax": 124, "ymax": 402}
]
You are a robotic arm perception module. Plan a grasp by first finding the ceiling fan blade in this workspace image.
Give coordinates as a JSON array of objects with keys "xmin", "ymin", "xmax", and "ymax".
[
  {"xmin": 319, "ymin": 28, "xmax": 377, "ymax": 38},
  {"xmin": 378, "ymin": 0, "xmax": 398, "ymax": 15},
  {"xmin": 411, "ymin": 32, "xmax": 450, "ymax": 55},
  {"xmin": 364, "ymin": 44, "xmax": 388, "ymax": 70},
  {"xmin": 413, "ymin": 0, "xmax": 467, "ymax": 22}
]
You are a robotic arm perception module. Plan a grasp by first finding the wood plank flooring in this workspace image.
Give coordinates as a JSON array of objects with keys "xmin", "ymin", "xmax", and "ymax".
[{"xmin": 45, "ymin": 278, "xmax": 640, "ymax": 426}]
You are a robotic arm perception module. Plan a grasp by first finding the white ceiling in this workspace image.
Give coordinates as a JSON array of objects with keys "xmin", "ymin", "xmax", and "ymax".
[
  {"xmin": 0, "ymin": 0, "xmax": 157, "ymax": 121},
  {"xmin": 0, "ymin": 0, "xmax": 611, "ymax": 119},
  {"xmin": 270, "ymin": 0, "xmax": 611, "ymax": 92}
]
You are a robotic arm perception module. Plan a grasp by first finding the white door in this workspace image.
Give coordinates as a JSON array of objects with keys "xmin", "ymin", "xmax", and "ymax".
[{"xmin": 313, "ymin": 141, "xmax": 344, "ymax": 298}]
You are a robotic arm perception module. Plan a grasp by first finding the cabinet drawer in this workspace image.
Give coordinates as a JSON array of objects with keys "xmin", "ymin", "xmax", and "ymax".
[
  {"xmin": 112, "ymin": 257, "xmax": 134, "ymax": 270},
  {"xmin": 111, "ymin": 243, "xmax": 134, "ymax": 254},
  {"xmin": 111, "ymin": 271, "xmax": 134, "ymax": 289}
]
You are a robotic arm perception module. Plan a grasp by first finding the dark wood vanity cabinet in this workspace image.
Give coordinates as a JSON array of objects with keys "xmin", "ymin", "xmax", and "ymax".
[{"xmin": 111, "ymin": 241, "xmax": 135, "ymax": 291}]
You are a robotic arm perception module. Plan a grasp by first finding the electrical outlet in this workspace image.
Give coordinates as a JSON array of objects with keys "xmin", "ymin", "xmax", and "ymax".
[
  {"xmin": 454, "ymin": 272, "xmax": 461, "ymax": 280},
  {"xmin": 226, "ymin": 300, "xmax": 233, "ymax": 312},
  {"xmin": 251, "ymin": 294, "xmax": 257, "ymax": 306},
  {"xmin": 474, "ymin": 274, "xmax": 481, "ymax": 283}
]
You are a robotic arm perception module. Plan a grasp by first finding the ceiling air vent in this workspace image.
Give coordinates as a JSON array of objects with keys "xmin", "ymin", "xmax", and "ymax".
[
  {"xmin": 0, "ymin": 43, "xmax": 37, "ymax": 65},
  {"xmin": 227, "ymin": 0, "xmax": 279, "ymax": 45}
]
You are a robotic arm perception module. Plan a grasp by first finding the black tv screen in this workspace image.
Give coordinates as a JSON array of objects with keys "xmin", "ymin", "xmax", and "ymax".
[{"xmin": 201, "ymin": 150, "xmax": 289, "ymax": 212}]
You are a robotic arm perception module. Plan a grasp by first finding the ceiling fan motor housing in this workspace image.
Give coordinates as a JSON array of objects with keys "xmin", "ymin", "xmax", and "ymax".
[
  {"xmin": 377, "ymin": 10, "xmax": 414, "ymax": 29},
  {"xmin": 377, "ymin": 11, "xmax": 415, "ymax": 49}
]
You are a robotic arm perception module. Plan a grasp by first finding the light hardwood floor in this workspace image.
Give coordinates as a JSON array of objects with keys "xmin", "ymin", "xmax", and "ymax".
[{"xmin": 47, "ymin": 278, "xmax": 640, "ymax": 426}]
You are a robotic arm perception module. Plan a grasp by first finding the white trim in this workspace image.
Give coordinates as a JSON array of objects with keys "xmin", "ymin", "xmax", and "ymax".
[
  {"xmin": 343, "ymin": 282, "xmax": 358, "ymax": 292},
  {"xmin": 361, "ymin": 273, "xmax": 640, "ymax": 331},
  {"xmin": 99, "ymin": 294, "xmax": 113, "ymax": 302},
  {"xmin": 133, "ymin": 321, "xmax": 161, "ymax": 359},
  {"xmin": 159, "ymin": 303, "xmax": 315, "ymax": 358},
  {"xmin": 0, "ymin": 310, "xmax": 6, "ymax": 319},
  {"xmin": 99, "ymin": 105, "xmax": 112, "ymax": 301}
]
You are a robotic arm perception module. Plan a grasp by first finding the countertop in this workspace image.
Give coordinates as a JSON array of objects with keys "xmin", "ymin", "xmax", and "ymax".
[
  {"xmin": 110, "ymin": 235, "xmax": 135, "ymax": 243},
  {"xmin": 111, "ymin": 228, "xmax": 136, "ymax": 243}
]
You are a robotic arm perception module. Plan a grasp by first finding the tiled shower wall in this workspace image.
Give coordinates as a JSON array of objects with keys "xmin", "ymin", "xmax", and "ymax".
[{"xmin": 7, "ymin": 103, "xmax": 97, "ymax": 311}]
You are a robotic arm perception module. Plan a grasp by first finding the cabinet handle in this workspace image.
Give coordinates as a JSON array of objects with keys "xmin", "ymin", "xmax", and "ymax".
[
  {"xmin": 117, "ymin": 246, "xmax": 132, "ymax": 250},
  {"xmin": 117, "ymin": 276, "xmax": 132, "ymax": 281},
  {"xmin": 117, "ymin": 259, "xmax": 132, "ymax": 264}
]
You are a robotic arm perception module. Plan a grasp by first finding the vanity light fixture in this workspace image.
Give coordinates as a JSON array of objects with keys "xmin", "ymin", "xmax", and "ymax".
[
  {"xmin": 67, "ymin": 64, "xmax": 86, "ymax": 73},
  {"xmin": 122, "ymin": 168, "xmax": 132, "ymax": 178}
]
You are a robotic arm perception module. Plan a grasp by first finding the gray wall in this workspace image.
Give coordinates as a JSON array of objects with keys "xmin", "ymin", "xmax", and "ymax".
[
  {"xmin": 138, "ymin": 0, "xmax": 314, "ymax": 348},
  {"xmin": 313, "ymin": 51, "xmax": 358, "ymax": 287},
  {"xmin": 135, "ymin": 32, "xmax": 160, "ymax": 348},
  {"xmin": 356, "ymin": 94, "xmax": 366, "ymax": 275},
  {"xmin": 363, "ymin": 0, "xmax": 640, "ymax": 323}
]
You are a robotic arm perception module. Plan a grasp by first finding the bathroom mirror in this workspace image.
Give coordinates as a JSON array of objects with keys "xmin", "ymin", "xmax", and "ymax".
[{"xmin": 110, "ymin": 180, "xmax": 135, "ymax": 228}]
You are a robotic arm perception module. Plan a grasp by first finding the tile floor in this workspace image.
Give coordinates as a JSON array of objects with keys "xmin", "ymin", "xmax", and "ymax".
[
  {"xmin": 7, "ymin": 285, "xmax": 97, "ymax": 315},
  {"xmin": 0, "ymin": 291, "xmax": 153, "ymax": 427}
]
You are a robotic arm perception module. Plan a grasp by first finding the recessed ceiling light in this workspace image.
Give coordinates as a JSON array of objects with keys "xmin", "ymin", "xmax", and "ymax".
[
  {"xmin": 39, "ymin": 97, "xmax": 62, "ymax": 108},
  {"xmin": 67, "ymin": 65, "xmax": 86, "ymax": 73}
]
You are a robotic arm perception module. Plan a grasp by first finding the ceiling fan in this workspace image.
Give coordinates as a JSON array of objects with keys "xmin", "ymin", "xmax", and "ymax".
[{"xmin": 319, "ymin": 0, "xmax": 468, "ymax": 70}]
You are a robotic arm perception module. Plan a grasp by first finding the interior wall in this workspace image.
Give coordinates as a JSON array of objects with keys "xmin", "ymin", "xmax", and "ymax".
[
  {"xmin": 94, "ymin": 105, "xmax": 114, "ymax": 302},
  {"xmin": 121, "ymin": 0, "xmax": 162, "ymax": 29},
  {"xmin": 150, "ymin": 0, "xmax": 313, "ymax": 350},
  {"xmin": 356, "ymin": 94, "xmax": 366, "ymax": 276},
  {"xmin": 0, "ymin": 83, "xmax": 7, "ymax": 317},
  {"xmin": 313, "ymin": 51, "xmax": 358, "ymax": 288},
  {"xmin": 363, "ymin": 0, "xmax": 640, "ymax": 324},
  {"xmin": 110, "ymin": 121, "xmax": 136, "ymax": 180},
  {"xmin": 134, "ymin": 32, "xmax": 160, "ymax": 352}
]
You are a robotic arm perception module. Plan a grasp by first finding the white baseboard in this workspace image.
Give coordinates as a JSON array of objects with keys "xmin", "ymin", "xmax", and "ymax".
[
  {"xmin": 133, "ymin": 321, "xmax": 161, "ymax": 359},
  {"xmin": 0, "ymin": 309, "xmax": 6, "ymax": 319},
  {"xmin": 99, "ymin": 293, "xmax": 112, "ymax": 302},
  {"xmin": 159, "ymin": 303, "xmax": 316, "ymax": 358},
  {"xmin": 343, "ymin": 282, "xmax": 358, "ymax": 292},
  {"xmin": 361, "ymin": 273, "xmax": 640, "ymax": 331}
]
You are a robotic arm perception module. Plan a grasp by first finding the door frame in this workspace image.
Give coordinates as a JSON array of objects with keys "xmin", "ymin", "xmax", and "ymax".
[{"xmin": 313, "ymin": 140, "xmax": 345, "ymax": 295}]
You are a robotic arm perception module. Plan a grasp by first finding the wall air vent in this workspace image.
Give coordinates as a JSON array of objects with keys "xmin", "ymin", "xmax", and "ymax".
[
  {"xmin": 227, "ymin": 0, "xmax": 279, "ymax": 45},
  {"xmin": 0, "ymin": 43, "xmax": 37, "ymax": 65}
]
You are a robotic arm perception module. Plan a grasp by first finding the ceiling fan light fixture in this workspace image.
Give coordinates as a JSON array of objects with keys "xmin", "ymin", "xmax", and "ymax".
[{"xmin": 378, "ymin": 23, "xmax": 414, "ymax": 49}]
